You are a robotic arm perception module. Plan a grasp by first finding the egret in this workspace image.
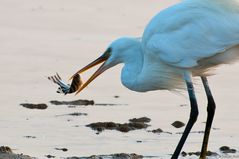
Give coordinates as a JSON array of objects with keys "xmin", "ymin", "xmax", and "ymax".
[{"xmin": 70, "ymin": 0, "xmax": 239, "ymax": 158}]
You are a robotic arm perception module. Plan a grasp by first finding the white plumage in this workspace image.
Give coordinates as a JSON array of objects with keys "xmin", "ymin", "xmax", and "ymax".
[
  {"xmin": 100, "ymin": 0, "xmax": 239, "ymax": 92},
  {"xmin": 143, "ymin": 0, "xmax": 239, "ymax": 68}
]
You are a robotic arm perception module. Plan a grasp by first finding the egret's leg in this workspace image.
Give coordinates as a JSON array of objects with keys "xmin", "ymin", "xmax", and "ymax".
[
  {"xmin": 200, "ymin": 77, "xmax": 216, "ymax": 159},
  {"xmin": 171, "ymin": 72, "xmax": 199, "ymax": 159}
]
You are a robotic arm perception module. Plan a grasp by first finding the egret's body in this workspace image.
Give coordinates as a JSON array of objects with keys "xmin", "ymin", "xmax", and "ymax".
[
  {"xmin": 71, "ymin": 0, "xmax": 239, "ymax": 158},
  {"xmin": 108, "ymin": 0, "xmax": 239, "ymax": 92},
  {"xmin": 114, "ymin": 38, "xmax": 185, "ymax": 92}
]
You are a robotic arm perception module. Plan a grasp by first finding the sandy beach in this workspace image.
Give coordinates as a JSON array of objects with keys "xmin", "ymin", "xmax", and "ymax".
[{"xmin": 0, "ymin": 0, "xmax": 239, "ymax": 158}]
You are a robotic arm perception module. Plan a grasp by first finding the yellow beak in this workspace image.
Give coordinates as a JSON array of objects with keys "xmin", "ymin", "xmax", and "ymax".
[{"xmin": 71, "ymin": 52, "xmax": 110, "ymax": 95}]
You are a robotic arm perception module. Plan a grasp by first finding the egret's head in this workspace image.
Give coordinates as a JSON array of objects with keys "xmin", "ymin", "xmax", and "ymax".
[{"xmin": 71, "ymin": 37, "xmax": 141, "ymax": 94}]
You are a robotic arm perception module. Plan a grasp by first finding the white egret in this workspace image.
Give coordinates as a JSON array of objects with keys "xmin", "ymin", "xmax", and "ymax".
[{"xmin": 71, "ymin": 0, "xmax": 239, "ymax": 158}]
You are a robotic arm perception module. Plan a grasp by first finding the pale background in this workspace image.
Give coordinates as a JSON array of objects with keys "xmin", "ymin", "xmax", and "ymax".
[{"xmin": 0, "ymin": 0, "xmax": 239, "ymax": 158}]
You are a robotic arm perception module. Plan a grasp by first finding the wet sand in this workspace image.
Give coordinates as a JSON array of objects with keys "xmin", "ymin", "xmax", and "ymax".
[{"xmin": 1, "ymin": 0, "xmax": 239, "ymax": 158}]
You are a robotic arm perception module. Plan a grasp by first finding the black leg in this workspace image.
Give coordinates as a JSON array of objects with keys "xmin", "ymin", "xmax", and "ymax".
[
  {"xmin": 200, "ymin": 77, "xmax": 216, "ymax": 159},
  {"xmin": 171, "ymin": 73, "xmax": 199, "ymax": 159}
]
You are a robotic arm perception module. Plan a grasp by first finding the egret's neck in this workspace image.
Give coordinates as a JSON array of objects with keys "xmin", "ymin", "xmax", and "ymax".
[{"xmin": 121, "ymin": 43, "xmax": 144, "ymax": 91}]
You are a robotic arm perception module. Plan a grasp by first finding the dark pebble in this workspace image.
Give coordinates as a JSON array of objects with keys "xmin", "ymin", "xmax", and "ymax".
[
  {"xmin": 94, "ymin": 103, "xmax": 122, "ymax": 106},
  {"xmin": 50, "ymin": 99, "xmax": 94, "ymax": 106},
  {"xmin": 66, "ymin": 157, "xmax": 80, "ymax": 159},
  {"xmin": 46, "ymin": 155, "xmax": 55, "ymax": 158},
  {"xmin": 220, "ymin": 146, "xmax": 230, "ymax": 151},
  {"xmin": 0, "ymin": 146, "xmax": 12, "ymax": 153},
  {"xmin": 151, "ymin": 128, "xmax": 163, "ymax": 133},
  {"xmin": 96, "ymin": 127, "xmax": 104, "ymax": 132},
  {"xmin": 55, "ymin": 148, "xmax": 68, "ymax": 152},
  {"xmin": 86, "ymin": 117, "xmax": 150, "ymax": 133},
  {"xmin": 171, "ymin": 121, "xmax": 185, "ymax": 128},
  {"xmin": 207, "ymin": 151, "xmax": 218, "ymax": 156},
  {"xmin": 180, "ymin": 104, "xmax": 187, "ymax": 107},
  {"xmin": 56, "ymin": 112, "xmax": 88, "ymax": 117},
  {"xmin": 185, "ymin": 151, "xmax": 218, "ymax": 157},
  {"xmin": 188, "ymin": 151, "xmax": 201, "ymax": 156},
  {"xmin": 220, "ymin": 146, "xmax": 237, "ymax": 153},
  {"xmin": 24, "ymin": 136, "xmax": 36, "ymax": 139},
  {"xmin": 68, "ymin": 112, "xmax": 87, "ymax": 116},
  {"xmin": 181, "ymin": 151, "xmax": 187, "ymax": 157},
  {"xmin": 20, "ymin": 103, "xmax": 48, "ymax": 110},
  {"xmin": 69, "ymin": 153, "xmax": 143, "ymax": 159},
  {"xmin": 0, "ymin": 146, "xmax": 34, "ymax": 159},
  {"xmin": 128, "ymin": 122, "xmax": 148, "ymax": 129},
  {"xmin": 129, "ymin": 117, "xmax": 151, "ymax": 123},
  {"xmin": 117, "ymin": 124, "xmax": 131, "ymax": 132}
]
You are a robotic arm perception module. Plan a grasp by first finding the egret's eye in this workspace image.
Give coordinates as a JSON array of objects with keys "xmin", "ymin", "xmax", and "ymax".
[
  {"xmin": 103, "ymin": 47, "xmax": 112, "ymax": 58},
  {"xmin": 106, "ymin": 47, "xmax": 112, "ymax": 53}
]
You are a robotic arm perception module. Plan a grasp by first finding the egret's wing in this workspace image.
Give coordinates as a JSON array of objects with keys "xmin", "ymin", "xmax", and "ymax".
[{"xmin": 144, "ymin": 1, "xmax": 239, "ymax": 68}]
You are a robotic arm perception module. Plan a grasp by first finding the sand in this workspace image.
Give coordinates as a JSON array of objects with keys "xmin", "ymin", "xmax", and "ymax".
[{"xmin": 0, "ymin": 0, "xmax": 239, "ymax": 158}]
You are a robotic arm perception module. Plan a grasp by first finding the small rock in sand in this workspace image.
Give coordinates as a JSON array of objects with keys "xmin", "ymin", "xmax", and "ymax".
[
  {"xmin": 50, "ymin": 99, "xmax": 94, "ymax": 106},
  {"xmin": 56, "ymin": 112, "xmax": 88, "ymax": 117},
  {"xmin": 181, "ymin": 150, "xmax": 218, "ymax": 157},
  {"xmin": 149, "ymin": 128, "xmax": 173, "ymax": 135},
  {"xmin": 129, "ymin": 117, "xmax": 151, "ymax": 123},
  {"xmin": 171, "ymin": 121, "xmax": 185, "ymax": 128},
  {"xmin": 220, "ymin": 146, "xmax": 237, "ymax": 154},
  {"xmin": 67, "ymin": 153, "xmax": 143, "ymax": 159},
  {"xmin": 87, "ymin": 117, "xmax": 151, "ymax": 133},
  {"xmin": 0, "ymin": 146, "xmax": 12, "ymax": 153},
  {"xmin": 24, "ymin": 136, "xmax": 36, "ymax": 139},
  {"xmin": 46, "ymin": 155, "xmax": 55, "ymax": 158},
  {"xmin": 0, "ymin": 146, "xmax": 34, "ymax": 159},
  {"xmin": 181, "ymin": 151, "xmax": 187, "ymax": 157},
  {"xmin": 20, "ymin": 103, "xmax": 48, "ymax": 110},
  {"xmin": 94, "ymin": 103, "xmax": 125, "ymax": 106},
  {"xmin": 68, "ymin": 112, "xmax": 88, "ymax": 116},
  {"xmin": 55, "ymin": 148, "xmax": 68, "ymax": 152},
  {"xmin": 151, "ymin": 128, "xmax": 163, "ymax": 133}
]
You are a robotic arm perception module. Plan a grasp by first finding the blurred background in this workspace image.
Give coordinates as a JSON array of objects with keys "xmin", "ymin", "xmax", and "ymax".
[{"xmin": 0, "ymin": 0, "xmax": 239, "ymax": 158}]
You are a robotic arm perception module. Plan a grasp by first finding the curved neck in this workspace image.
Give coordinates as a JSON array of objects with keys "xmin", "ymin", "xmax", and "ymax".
[{"xmin": 121, "ymin": 44, "xmax": 144, "ymax": 91}]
